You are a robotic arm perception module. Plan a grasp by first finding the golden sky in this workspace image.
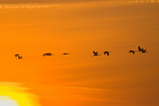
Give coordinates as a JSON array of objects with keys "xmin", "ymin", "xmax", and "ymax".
[{"xmin": 0, "ymin": 0, "xmax": 159, "ymax": 106}]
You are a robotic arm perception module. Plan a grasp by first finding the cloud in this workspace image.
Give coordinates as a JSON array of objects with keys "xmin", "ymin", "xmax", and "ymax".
[
  {"xmin": 0, "ymin": 4, "xmax": 59, "ymax": 9},
  {"xmin": 0, "ymin": 0, "xmax": 109, "ymax": 4},
  {"xmin": 126, "ymin": 0, "xmax": 159, "ymax": 4},
  {"xmin": 0, "ymin": 0, "xmax": 118, "ymax": 10},
  {"xmin": 0, "ymin": 0, "xmax": 109, "ymax": 9}
]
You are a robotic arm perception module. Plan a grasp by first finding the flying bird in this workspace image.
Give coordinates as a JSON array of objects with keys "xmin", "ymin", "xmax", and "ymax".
[
  {"xmin": 129, "ymin": 50, "xmax": 135, "ymax": 54},
  {"xmin": 43, "ymin": 53, "xmax": 54, "ymax": 56},
  {"xmin": 104, "ymin": 51, "xmax": 111, "ymax": 56},
  {"xmin": 62, "ymin": 53, "xmax": 70, "ymax": 55},
  {"xmin": 141, "ymin": 49, "xmax": 148, "ymax": 53},
  {"xmin": 92, "ymin": 51, "xmax": 100, "ymax": 56},
  {"xmin": 15, "ymin": 54, "xmax": 24, "ymax": 59},
  {"xmin": 138, "ymin": 46, "xmax": 148, "ymax": 53}
]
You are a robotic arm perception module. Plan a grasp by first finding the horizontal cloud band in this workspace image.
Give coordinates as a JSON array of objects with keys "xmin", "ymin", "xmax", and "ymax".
[
  {"xmin": 0, "ymin": 0, "xmax": 107, "ymax": 4},
  {"xmin": 0, "ymin": 4, "xmax": 59, "ymax": 9}
]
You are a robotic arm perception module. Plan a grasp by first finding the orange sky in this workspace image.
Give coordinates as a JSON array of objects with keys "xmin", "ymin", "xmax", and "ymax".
[{"xmin": 0, "ymin": 0, "xmax": 159, "ymax": 106}]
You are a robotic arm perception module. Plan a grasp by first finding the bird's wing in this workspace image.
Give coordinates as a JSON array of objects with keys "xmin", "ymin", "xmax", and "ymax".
[{"xmin": 93, "ymin": 51, "xmax": 96, "ymax": 55}]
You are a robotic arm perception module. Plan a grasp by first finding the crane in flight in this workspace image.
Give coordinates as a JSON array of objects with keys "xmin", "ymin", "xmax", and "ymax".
[
  {"xmin": 92, "ymin": 51, "xmax": 101, "ymax": 56},
  {"xmin": 138, "ymin": 46, "xmax": 148, "ymax": 53},
  {"xmin": 141, "ymin": 49, "xmax": 148, "ymax": 53},
  {"xmin": 129, "ymin": 50, "xmax": 135, "ymax": 54},
  {"xmin": 43, "ymin": 53, "xmax": 54, "ymax": 56},
  {"xmin": 15, "ymin": 54, "xmax": 24, "ymax": 59},
  {"xmin": 62, "ymin": 53, "xmax": 70, "ymax": 55},
  {"xmin": 104, "ymin": 51, "xmax": 111, "ymax": 56}
]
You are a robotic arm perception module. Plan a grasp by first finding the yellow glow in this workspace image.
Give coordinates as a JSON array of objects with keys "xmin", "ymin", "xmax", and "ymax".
[
  {"xmin": 0, "ymin": 82, "xmax": 40, "ymax": 106},
  {"xmin": 0, "ymin": 96, "xmax": 19, "ymax": 106}
]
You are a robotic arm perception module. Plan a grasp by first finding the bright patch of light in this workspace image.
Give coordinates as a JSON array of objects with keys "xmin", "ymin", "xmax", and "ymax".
[
  {"xmin": 0, "ymin": 96, "xmax": 19, "ymax": 106},
  {"xmin": 0, "ymin": 82, "xmax": 40, "ymax": 106}
]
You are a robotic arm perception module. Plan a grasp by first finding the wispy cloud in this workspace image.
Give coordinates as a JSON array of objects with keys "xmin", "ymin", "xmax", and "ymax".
[
  {"xmin": 0, "ymin": 4, "xmax": 59, "ymax": 9},
  {"xmin": 0, "ymin": 0, "xmax": 108, "ymax": 9},
  {"xmin": 0, "ymin": 0, "xmax": 109, "ymax": 4},
  {"xmin": 126, "ymin": 0, "xmax": 159, "ymax": 4}
]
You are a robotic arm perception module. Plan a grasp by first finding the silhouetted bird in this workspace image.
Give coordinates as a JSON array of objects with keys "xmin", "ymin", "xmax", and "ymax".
[
  {"xmin": 15, "ymin": 54, "xmax": 20, "ymax": 57},
  {"xmin": 15, "ymin": 54, "xmax": 24, "ymax": 59},
  {"xmin": 62, "ymin": 53, "xmax": 70, "ymax": 55},
  {"xmin": 141, "ymin": 49, "xmax": 147, "ymax": 53},
  {"xmin": 138, "ymin": 46, "xmax": 148, "ymax": 53},
  {"xmin": 43, "ymin": 53, "xmax": 54, "ymax": 56},
  {"xmin": 129, "ymin": 50, "xmax": 135, "ymax": 54},
  {"xmin": 104, "ymin": 51, "xmax": 110, "ymax": 56},
  {"xmin": 92, "ymin": 51, "xmax": 100, "ymax": 56}
]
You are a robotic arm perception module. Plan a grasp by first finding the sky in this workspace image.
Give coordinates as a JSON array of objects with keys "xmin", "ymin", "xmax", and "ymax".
[
  {"xmin": 0, "ymin": 0, "xmax": 159, "ymax": 106},
  {"xmin": 0, "ymin": 0, "xmax": 110, "ymax": 4}
]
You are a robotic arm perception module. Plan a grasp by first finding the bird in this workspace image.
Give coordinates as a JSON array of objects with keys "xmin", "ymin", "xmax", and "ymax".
[
  {"xmin": 62, "ymin": 53, "xmax": 70, "ymax": 55},
  {"xmin": 92, "ymin": 51, "xmax": 100, "ymax": 56},
  {"xmin": 104, "ymin": 51, "xmax": 111, "ymax": 56},
  {"xmin": 138, "ymin": 46, "xmax": 148, "ymax": 53},
  {"xmin": 129, "ymin": 50, "xmax": 135, "ymax": 54},
  {"xmin": 43, "ymin": 53, "xmax": 54, "ymax": 56},
  {"xmin": 15, "ymin": 54, "xmax": 20, "ymax": 57},
  {"xmin": 141, "ymin": 49, "xmax": 148, "ymax": 53},
  {"xmin": 15, "ymin": 54, "xmax": 24, "ymax": 59}
]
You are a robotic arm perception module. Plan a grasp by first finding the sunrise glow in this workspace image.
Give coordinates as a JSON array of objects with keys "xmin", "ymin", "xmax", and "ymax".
[
  {"xmin": 0, "ymin": 0, "xmax": 159, "ymax": 106},
  {"xmin": 0, "ymin": 83, "xmax": 40, "ymax": 106}
]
